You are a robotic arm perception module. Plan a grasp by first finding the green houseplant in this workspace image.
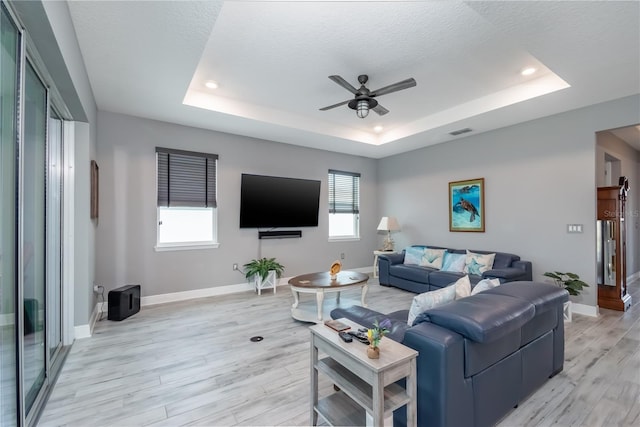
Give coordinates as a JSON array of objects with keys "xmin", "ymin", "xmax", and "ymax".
[
  {"xmin": 243, "ymin": 257, "xmax": 285, "ymax": 281},
  {"xmin": 543, "ymin": 271, "xmax": 590, "ymax": 296}
]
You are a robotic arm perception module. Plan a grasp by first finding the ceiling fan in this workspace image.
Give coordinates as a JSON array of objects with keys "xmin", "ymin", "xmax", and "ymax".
[{"xmin": 320, "ymin": 74, "xmax": 417, "ymax": 118}]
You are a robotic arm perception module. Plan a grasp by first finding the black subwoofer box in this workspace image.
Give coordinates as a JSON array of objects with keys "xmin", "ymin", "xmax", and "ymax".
[{"xmin": 108, "ymin": 284, "xmax": 141, "ymax": 321}]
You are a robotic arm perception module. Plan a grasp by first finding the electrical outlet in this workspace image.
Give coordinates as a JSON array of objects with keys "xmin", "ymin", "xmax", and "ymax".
[
  {"xmin": 340, "ymin": 253, "xmax": 345, "ymax": 260},
  {"xmin": 93, "ymin": 285, "xmax": 101, "ymax": 293},
  {"xmin": 233, "ymin": 263, "xmax": 238, "ymax": 271}
]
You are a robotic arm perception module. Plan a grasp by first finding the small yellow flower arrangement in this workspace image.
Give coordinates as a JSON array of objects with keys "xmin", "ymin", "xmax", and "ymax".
[{"xmin": 367, "ymin": 319, "xmax": 391, "ymax": 358}]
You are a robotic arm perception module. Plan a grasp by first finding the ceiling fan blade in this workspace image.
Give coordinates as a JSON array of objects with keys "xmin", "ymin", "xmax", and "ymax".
[
  {"xmin": 319, "ymin": 99, "xmax": 351, "ymax": 111},
  {"xmin": 370, "ymin": 78, "xmax": 417, "ymax": 97},
  {"xmin": 372, "ymin": 104, "xmax": 389, "ymax": 116},
  {"xmin": 328, "ymin": 75, "xmax": 359, "ymax": 95}
]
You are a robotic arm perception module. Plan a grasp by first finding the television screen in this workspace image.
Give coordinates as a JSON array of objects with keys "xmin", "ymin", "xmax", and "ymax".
[{"xmin": 239, "ymin": 174, "xmax": 321, "ymax": 228}]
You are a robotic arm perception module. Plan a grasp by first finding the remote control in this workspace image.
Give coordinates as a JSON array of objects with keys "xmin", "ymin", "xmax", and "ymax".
[
  {"xmin": 338, "ymin": 331, "xmax": 353, "ymax": 343},
  {"xmin": 348, "ymin": 331, "xmax": 370, "ymax": 345},
  {"xmin": 358, "ymin": 327, "xmax": 368, "ymax": 333}
]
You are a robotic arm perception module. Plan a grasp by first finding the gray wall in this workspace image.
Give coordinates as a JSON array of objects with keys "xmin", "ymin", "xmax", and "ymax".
[
  {"xmin": 377, "ymin": 95, "xmax": 640, "ymax": 308},
  {"xmin": 95, "ymin": 111, "xmax": 378, "ymax": 297},
  {"xmin": 596, "ymin": 130, "xmax": 640, "ymax": 276}
]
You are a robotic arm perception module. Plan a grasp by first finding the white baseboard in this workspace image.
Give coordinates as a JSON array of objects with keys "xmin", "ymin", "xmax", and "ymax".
[
  {"xmin": 74, "ymin": 324, "xmax": 91, "ymax": 339},
  {"xmin": 572, "ymin": 302, "xmax": 599, "ymax": 318},
  {"xmin": 79, "ymin": 266, "xmax": 376, "ymax": 335}
]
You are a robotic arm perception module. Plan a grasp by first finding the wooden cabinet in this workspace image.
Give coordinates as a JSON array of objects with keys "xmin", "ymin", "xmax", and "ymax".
[{"xmin": 597, "ymin": 184, "xmax": 632, "ymax": 311}]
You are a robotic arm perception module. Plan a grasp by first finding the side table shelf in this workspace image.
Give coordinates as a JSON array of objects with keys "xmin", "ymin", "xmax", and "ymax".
[{"xmin": 310, "ymin": 319, "xmax": 417, "ymax": 427}]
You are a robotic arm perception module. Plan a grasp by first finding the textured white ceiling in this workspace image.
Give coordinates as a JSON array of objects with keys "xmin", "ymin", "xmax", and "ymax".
[{"xmin": 68, "ymin": 0, "xmax": 640, "ymax": 158}]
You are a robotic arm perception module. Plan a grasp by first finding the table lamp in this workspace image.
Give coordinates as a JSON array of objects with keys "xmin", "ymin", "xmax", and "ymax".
[{"xmin": 377, "ymin": 216, "xmax": 401, "ymax": 251}]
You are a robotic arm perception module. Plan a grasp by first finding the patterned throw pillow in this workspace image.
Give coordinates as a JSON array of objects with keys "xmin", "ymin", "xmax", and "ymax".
[
  {"xmin": 403, "ymin": 246, "xmax": 424, "ymax": 265},
  {"xmin": 464, "ymin": 251, "xmax": 496, "ymax": 276},
  {"xmin": 453, "ymin": 275, "xmax": 471, "ymax": 299},
  {"xmin": 420, "ymin": 248, "xmax": 446, "ymax": 269},
  {"xmin": 407, "ymin": 285, "xmax": 456, "ymax": 326},
  {"xmin": 471, "ymin": 278, "xmax": 501, "ymax": 295},
  {"xmin": 441, "ymin": 252, "xmax": 466, "ymax": 272}
]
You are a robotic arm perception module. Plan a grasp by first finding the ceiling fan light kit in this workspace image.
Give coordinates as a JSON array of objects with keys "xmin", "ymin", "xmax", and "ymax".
[{"xmin": 321, "ymin": 74, "xmax": 416, "ymax": 119}]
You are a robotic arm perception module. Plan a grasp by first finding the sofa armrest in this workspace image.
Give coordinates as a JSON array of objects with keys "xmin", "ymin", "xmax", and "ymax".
[
  {"xmin": 378, "ymin": 252, "xmax": 404, "ymax": 286},
  {"xmin": 482, "ymin": 267, "xmax": 528, "ymax": 282},
  {"xmin": 399, "ymin": 323, "xmax": 473, "ymax": 427},
  {"xmin": 380, "ymin": 252, "xmax": 405, "ymax": 265},
  {"xmin": 512, "ymin": 260, "xmax": 532, "ymax": 281}
]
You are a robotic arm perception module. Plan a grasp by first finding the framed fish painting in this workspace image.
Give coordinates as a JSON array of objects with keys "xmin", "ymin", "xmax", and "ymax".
[{"xmin": 449, "ymin": 178, "xmax": 485, "ymax": 232}]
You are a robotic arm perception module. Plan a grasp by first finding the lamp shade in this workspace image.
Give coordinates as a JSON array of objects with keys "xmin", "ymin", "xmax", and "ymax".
[{"xmin": 377, "ymin": 216, "xmax": 400, "ymax": 232}]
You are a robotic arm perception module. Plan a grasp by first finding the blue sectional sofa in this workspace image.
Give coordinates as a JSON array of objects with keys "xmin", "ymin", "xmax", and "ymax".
[
  {"xmin": 331, "ymin": 281, "xmax": 568, "ymax": 427},
  {"xmin": 378, "ymin": 245, "xmax": 532, "ymax": 293}
]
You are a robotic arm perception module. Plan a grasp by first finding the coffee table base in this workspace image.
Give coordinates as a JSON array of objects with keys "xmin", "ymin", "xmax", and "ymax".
[{"xmin": 290, "ymin": 285, "xmax": 369, "ymax": 323}]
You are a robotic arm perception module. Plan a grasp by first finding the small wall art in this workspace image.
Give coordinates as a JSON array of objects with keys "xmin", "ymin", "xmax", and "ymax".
[
  {"xmin": 90, "ymin": 160, "xmax": 99, "ymax": 219},
  {"xmin": 449, "ymin": 177, "xmax": 484, "ymax": 232}
]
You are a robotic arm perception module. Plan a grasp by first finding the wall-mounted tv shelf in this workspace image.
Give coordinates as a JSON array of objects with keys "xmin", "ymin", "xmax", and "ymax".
[{"xmin": 258, "ymin": 230, "xmax": 302, "ymax": 239}]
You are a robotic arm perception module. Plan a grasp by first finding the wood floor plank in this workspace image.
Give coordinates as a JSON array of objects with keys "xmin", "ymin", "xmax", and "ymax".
[{"xmin": 38, "ymin": 278, "xmax": 640, "ymax": 426}]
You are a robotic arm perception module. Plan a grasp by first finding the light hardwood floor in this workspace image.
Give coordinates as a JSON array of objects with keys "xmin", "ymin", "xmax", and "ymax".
[{"xmin": 38, "ymin": 278, "xmax": 639, "ymax": 426}]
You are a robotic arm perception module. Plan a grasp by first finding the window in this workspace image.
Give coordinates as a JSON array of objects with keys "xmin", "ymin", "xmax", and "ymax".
[
  {"xmin": 156, "ymin": 147, "xmax": 218, "ymax": 248},
  {"xmin": 328, "ymin": 169, "xmax": 360, "ymax": 239}
]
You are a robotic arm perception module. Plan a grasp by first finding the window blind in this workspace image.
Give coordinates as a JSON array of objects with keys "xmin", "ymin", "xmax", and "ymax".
[
  {"xmin": 328, "ymin": 169, "xmax": 360, "ymax": 214},
  {"xmin": 156, "ymin": 147, "xmax": 218, "ymax": 208}
]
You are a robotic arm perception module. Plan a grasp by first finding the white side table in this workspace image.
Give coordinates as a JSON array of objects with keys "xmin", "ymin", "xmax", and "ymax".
[
  {"xmin": 373, "ymin": 250, "xmax": 395, "ymax": 278},
  {"xmin": 310, "ymin": 318, "xmax": 418, "ymax": 427}
]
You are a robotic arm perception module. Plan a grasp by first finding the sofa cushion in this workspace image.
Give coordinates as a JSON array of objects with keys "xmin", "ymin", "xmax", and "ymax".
[
  {"xmin": 471, "ymin": 278, "xmax": 501, "ymax": 295},
  {"xmin": 407, "ymin": 285, "xmax": 456, "ymax": 326},
  {"xmin": 330, "ymin": 306, "xmax": 410, "ymax": 342},
  {"xmin": 468, "ymin": 250, "xmax": 520, "ymax": 269},
  {"xmin": 420, "ymin": 248, "xmax": 446, "ymax": 269},
  {"xmin": 464, "ymin": 251, "xmax": 496, "ymax": 275},
  {"xmin": 441, "ymin": 252, "xmax": 466, "ymax": 272},
  {"xmin": 413, "ymin": 293, "xmax": 535, "ymax": 343},
  {"xmin": 428, "ymin": 270, "xmax": 466, "ymax": 288},
  {"xmin": 389, "ymin": 264, "xmax": 433, "ymax": 283},
  {"xmin": 403, "ymin": 246, "xmax": 424, "ymax": 265},
  {"xmin": 453, "ymin": 275, "xmax": 471, "ymax": 299},
  {"xmin": 483, "ymin": 281, "xmax": 568, "ymax": 314}
]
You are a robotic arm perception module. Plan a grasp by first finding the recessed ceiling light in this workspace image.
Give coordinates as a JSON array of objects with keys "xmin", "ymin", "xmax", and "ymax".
[
  {"xmin": 373, "ymin": 125, "xmax": 384, "ymax": 133},
  {"xmin": 521, "ymin": 67, "xmax": 537, "ymax": 76},
  {"xmin": 205, "ymin": 80, "xmax": 219, "ymax": 89}
]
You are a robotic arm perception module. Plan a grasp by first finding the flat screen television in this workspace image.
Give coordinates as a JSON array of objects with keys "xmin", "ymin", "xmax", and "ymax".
[{"xmin": 239, "ymin": 174, "xmax": 321, "ymax": 228}]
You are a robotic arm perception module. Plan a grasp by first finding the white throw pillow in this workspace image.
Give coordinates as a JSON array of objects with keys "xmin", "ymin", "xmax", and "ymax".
[
  {"xmin": 420, "ymin": 248, "xmax": 446, "ymax": 269},
  {"xmin": 441, "ymin": 252, "xmax": 466, "ymax": 272},
  {"xmin": 464, "ymin": 251, "xmax": 496, "ymax": 276},
  {"xmin": 453, "ymin": 275, "xmax": 471, "ymax": 299},
  {"xmin": 407, "ymin": 285, "xmax": 456, "ymax": 326},
  {"xmin": 471, "ymin": 278, "xmax": 501, "ymax": 295}
]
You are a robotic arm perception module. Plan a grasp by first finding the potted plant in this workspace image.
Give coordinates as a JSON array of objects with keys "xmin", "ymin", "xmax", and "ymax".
[
  {"xmin": 543, "ymin": 271, "xmax": 590, "ymax": 322},
  {"xmin": 543, "ymin": 271, "xmax": 589, "ymax": 296},
  {"xmin": 243, "ymin": 257, "xmax": 285, "ymax": 295}
]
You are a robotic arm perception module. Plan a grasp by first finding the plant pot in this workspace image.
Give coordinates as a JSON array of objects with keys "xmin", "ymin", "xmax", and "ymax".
[
  {"xmin": 367, "ymin": 345, "xmax": 380, "ymax": 359},
  {"xmin": 563, "ymin": 300, "xmax": 572, "ymax": 322},
  {"xmin": 253, "ymin": 270, "xmax": 277, "ymax": 295}
]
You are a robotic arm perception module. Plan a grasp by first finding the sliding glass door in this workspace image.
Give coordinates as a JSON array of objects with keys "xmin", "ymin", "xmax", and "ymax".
[
  {"xmin": 47, "ymin": 110, "xmax": 63, "ymax": 363},
  {"xmin": 1, "ymin": 3, "xmax": 71, "ymax": 425},
  {"xmin": 0, "ymin": 3, "xmax": 20, "ymax": 425},
  {"xmin": 22, "ymin": 60, "xmax": 48, "ymax": 416}
]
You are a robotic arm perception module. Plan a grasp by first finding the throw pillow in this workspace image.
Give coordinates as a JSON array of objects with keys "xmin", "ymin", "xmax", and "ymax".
[
  {"xmin": 407, "ymin": 285, "xmax": 456, "ymax": 326},
  {"xmin": 420, "ymin": 248, "xmax": 446, "ymax": 269},
  {"xmin": 403, "ymin": 246, "xmax": 424, "ymax": 265},
  {"xmin": 441, "ymin": 252, "xmax": 466, "ymax": 272},
  {"xmin": 453, "ymin": 275, "xmax": 471, "ymax": 299},
  {"xmin": 464, "ymin": 251, "xmax": 496, "ymax": 276},
  {"xmin": 471, "ymin": 278, "xmax": 501, "ymax": 295}
]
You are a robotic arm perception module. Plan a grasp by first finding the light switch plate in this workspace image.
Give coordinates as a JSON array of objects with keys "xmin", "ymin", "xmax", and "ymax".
[{"xmin": 567, "ymin": 224, "xmax": 583, "ymax": 233}]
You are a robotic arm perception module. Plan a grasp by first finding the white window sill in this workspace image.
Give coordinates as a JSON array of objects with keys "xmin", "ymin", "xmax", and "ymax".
[
  {"xmin": 155, "ymin": 243, "xmax": 220, "ymax": 252},
  {"xmin": 328, "ymin": 237, "xmax": 360, "ymax": 243}
]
